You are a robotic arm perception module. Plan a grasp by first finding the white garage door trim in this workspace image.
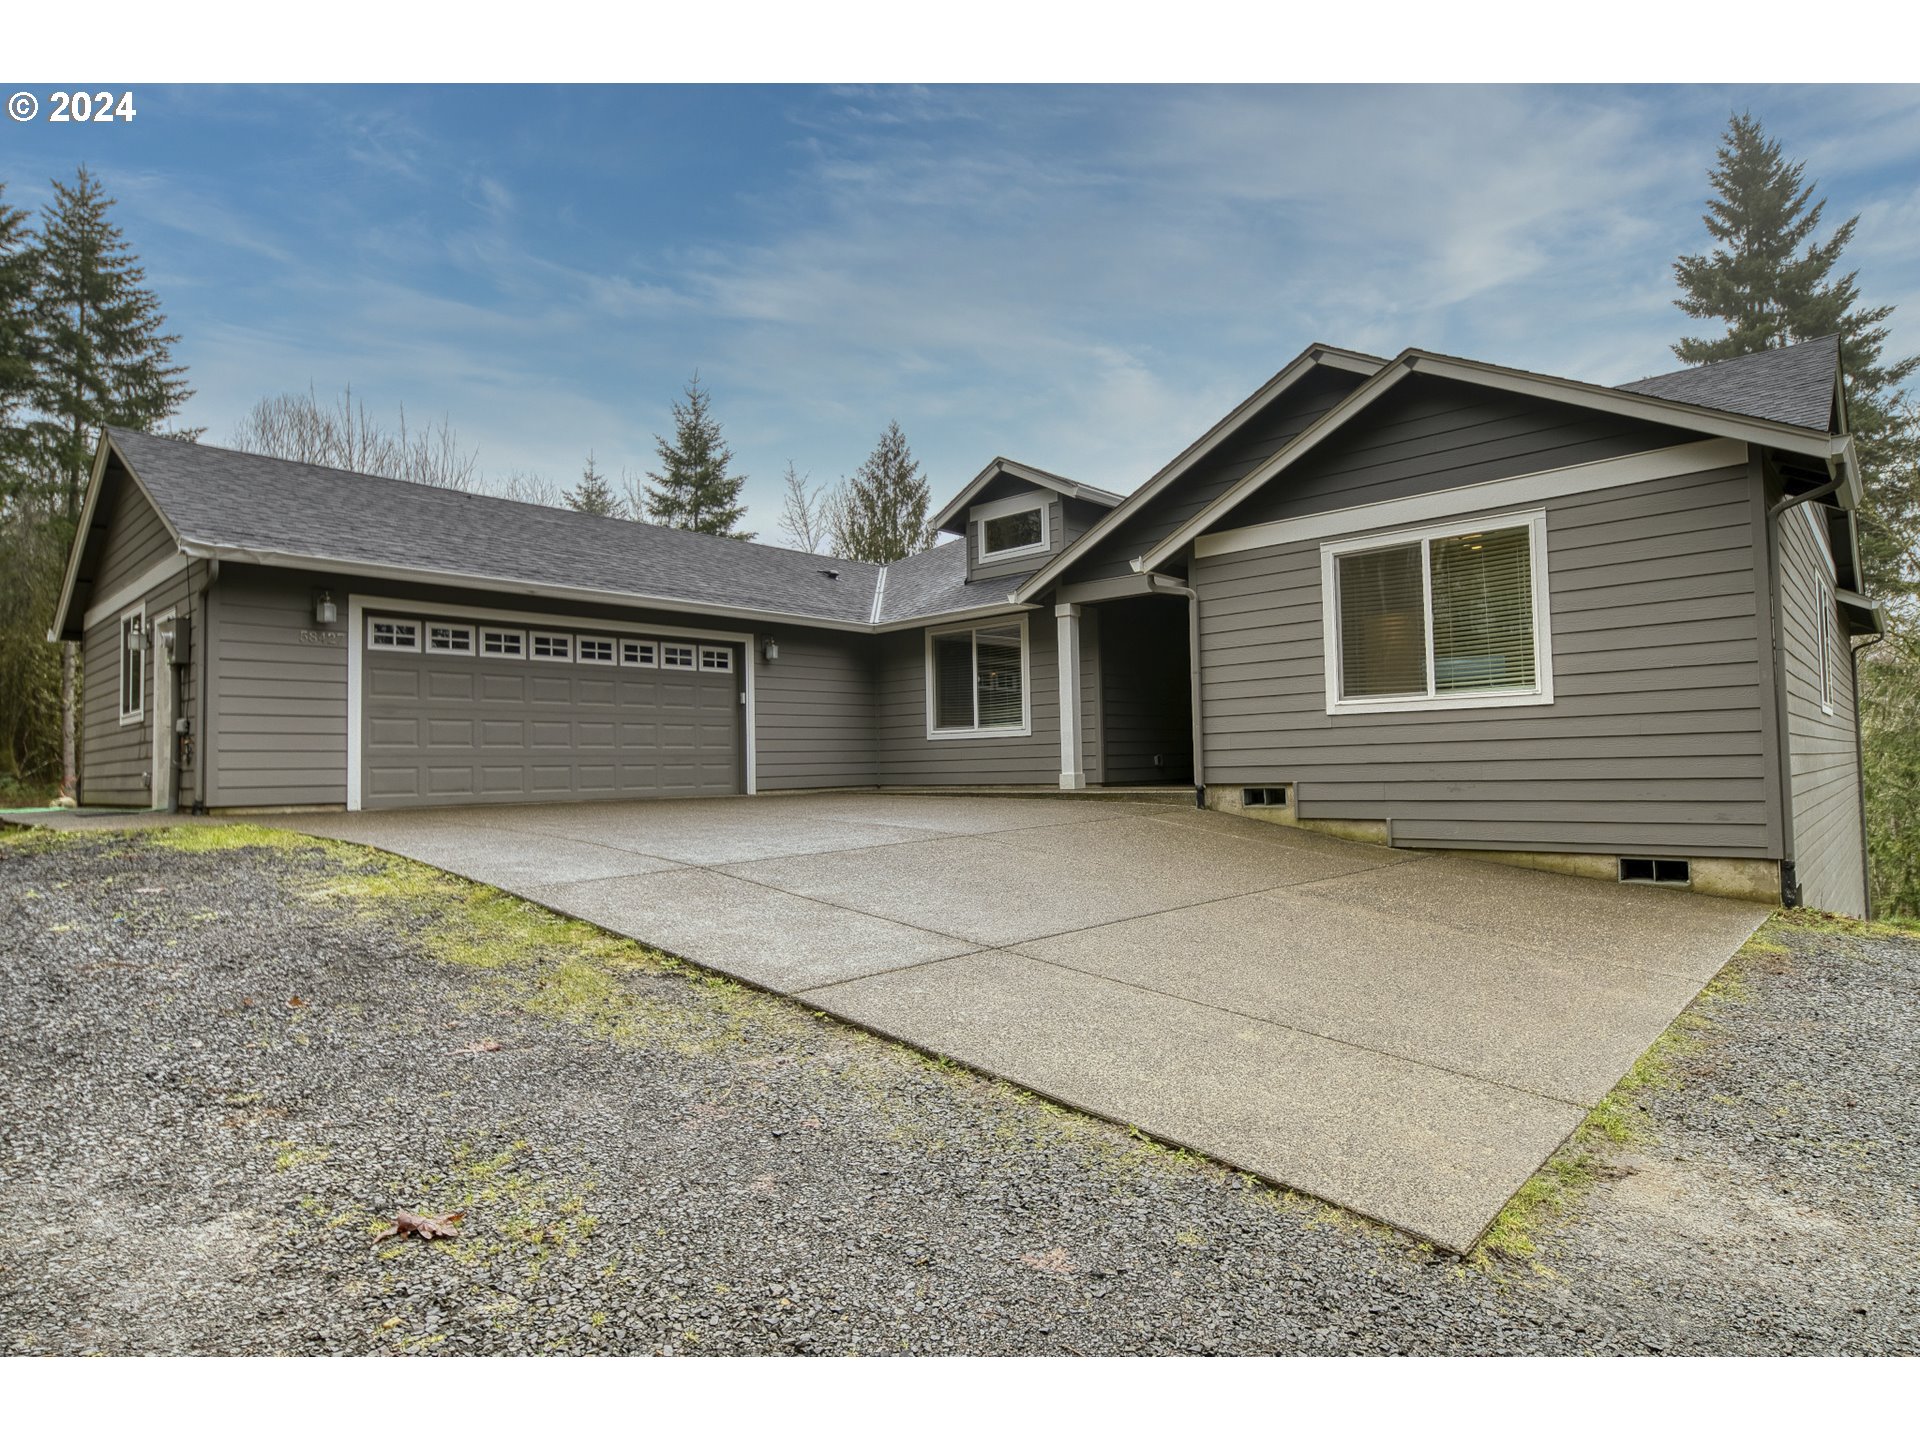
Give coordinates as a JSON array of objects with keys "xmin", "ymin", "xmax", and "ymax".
[{"xmin": 346, "ymin": 593, "xmax": 756, "ymax": 812}]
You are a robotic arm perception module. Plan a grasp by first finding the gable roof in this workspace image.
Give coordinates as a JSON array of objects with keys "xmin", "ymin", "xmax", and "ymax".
[
  {"xmin": 1617, "ymin": 335, "xmax": 1842, "ymax": 433},
  {"xmin": 98, "ymin": 429, "xmax": 889, "ymax": 630},
  {"xmin": 1012, "ymin": 343, "xmax": 1386, "ymax": 602},
  {"xmin": 930, "ymin": 457, "xmax": 1123, "ymax": 535},
  {"xmin": 1137, "ymin": 343, "xmax": 1853, "ymax": 575}
]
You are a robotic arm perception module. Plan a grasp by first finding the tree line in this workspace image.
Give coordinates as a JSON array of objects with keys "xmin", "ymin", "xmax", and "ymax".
[{"xmin": 2, "ymin": 121, "xmax": 1917, "ymax": 914}]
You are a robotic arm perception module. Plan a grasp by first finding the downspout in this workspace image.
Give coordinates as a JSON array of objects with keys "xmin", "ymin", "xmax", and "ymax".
[
  {"xmin": 1848, "ymin": 629, "xmax": 1884, "ymax": 920},
  {"xmin": 1144, "ymin": 571, "xmax": 1205, "ymax": 809},
  {"xmin": 1765, "ymin": 469, "xmax": 1847, "ymax": 908},
  {"xmin": 194, "ymin": 557, "xmax": 217, "ymax": 813}
]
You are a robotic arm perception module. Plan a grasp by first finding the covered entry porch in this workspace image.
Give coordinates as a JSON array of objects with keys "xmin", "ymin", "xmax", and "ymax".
[{"xmin": 1054, "ymin": 583, "xmax": 1194, "ymax": 792}]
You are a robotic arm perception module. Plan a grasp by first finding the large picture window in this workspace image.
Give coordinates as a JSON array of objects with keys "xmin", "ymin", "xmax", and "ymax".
[
  {"xmin": 1321, "ymin": 512, "xmax": 1552, "ymax": 714},
  {"xmin": 926, "ymin": 619, "xmax": 1030, "ymax": 737}
]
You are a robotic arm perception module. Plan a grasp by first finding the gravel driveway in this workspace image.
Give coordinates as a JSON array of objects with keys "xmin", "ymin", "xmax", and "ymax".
[{"xmin": 2, "ymin": 825, "xmax": 1915, "ymax": 1355}]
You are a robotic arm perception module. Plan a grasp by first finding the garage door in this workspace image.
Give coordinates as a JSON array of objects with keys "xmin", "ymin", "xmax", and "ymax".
[{"xmin": 360, "ymin": 613, "xmax": 742, "ymax": 809}]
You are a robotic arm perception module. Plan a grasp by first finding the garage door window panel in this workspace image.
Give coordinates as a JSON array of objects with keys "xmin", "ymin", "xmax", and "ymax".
[
  {"xmin": 427, "ymin": 623, "xmax": 474, "ymax": 655},
  {"xmin": 531, "ymin": 632, "xmax": 572, "ymax": 662},
  {"xmin": 369, "ymin": 617, "xmax": 420, "ymax": 651},
  {"xmin": 481, "ymin": 628, "xmax": 525, "ymax": 658}
]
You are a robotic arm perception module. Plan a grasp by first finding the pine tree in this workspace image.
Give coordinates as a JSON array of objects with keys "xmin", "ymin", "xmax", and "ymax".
[
  {"xmin": 1673, "ymin": 113, "xmax": 1919, "ymax": 597},
  {"xmin": 831, "ymin": 421, "xmax": 934, "ymax": 564},
  {"xmin": 564, "ymin": 450, "xmax": 621, "ymax": 516},
  {"xmin": 28, "ymin": 165, "xmax": 194, "ymax": 799},
  {"xmin": 639, "ymin": 375, "xmax": 751, "ymax": 538},
  {"xmin": 31, "ymin": 166, "xmax": 194, "ymax": 519},
  {"xmin": 0, "ymin": 183, "xmax": 40, "ymax": 494},
  {"xmin": 1674, "ymin": 114, "xmax": 1912, "ymax": 602}
]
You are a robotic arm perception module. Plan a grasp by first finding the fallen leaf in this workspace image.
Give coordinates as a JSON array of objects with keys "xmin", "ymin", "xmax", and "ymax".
[
  {"xmin": 286, "ymin": 995, "xmax": 305, "ymax": 1008},
  {"xmin": 374, "ymin": 1209, "xmax": 464, "ymax": 1242},
  {"xmin": 1018, "ymin": 1246, "xmax": 1074, "ymax": 1276},
  {"xmin": 449, "ymin": 1038, "xmax": 504, "ymax": 1055}
]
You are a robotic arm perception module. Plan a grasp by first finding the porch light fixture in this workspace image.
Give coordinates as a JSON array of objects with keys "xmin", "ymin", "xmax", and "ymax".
[
  {"xmin": 314, "ymin": 591, "xmax": 338, "ymax": 625},
  {"xmin": 760, "ymin": 635, "xmax": 779, "ymax": 663}
]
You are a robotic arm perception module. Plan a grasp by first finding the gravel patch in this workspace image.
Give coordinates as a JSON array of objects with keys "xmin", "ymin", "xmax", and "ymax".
[{"xmin": 2, "ymin": 827, "xmax": 1915, "ymax": 1355}]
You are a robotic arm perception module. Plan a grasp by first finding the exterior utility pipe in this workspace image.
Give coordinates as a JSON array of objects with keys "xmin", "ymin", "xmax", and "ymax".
[{"xmin": 1143, "ymin": 571, "xmax": 1205, "ymax": 808}]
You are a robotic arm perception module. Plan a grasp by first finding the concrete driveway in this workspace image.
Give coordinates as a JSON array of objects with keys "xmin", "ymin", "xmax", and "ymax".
[{"xmin": 267, "ymin": 793, "xmax": 1769, "ymax": 1250}]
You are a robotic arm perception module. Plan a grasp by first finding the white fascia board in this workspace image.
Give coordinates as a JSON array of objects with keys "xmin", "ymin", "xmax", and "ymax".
[
  {"xmin": 932, "ymin": 459, "xmax": 1089, "ymax": 534},
  {"xmin": 871, "ymin": 599, "xmax": 1037, "ymax": 634},
  {"xmin": 1012, "ymin": 345, "xmax": 1389, "ymax": 603},
  {"xmin": 1193, "ymin": 437, "xmax": 1748, "ymax": 561}
]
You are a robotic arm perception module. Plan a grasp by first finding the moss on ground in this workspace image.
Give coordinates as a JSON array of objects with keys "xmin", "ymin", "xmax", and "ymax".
[{"xmin": 1474, "ymin": 917, "xmax": 1785, "ymax": 1266}]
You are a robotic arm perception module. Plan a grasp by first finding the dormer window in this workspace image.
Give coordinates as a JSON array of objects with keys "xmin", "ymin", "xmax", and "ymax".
[{"xmin": 974, "ymin": 491, "xmax": 1050, "ymax": 564}]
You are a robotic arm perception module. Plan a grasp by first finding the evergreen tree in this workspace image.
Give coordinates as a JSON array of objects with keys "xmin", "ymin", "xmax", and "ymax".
[
  {"xmin": 0, "ymin": 183, "xmax": 36, "ymax": 491},
  {"xmin": 30, "ymin": 166, "xmax": 194, "ymax": 519},
  {"xmin": 564, "ymin": 450, "xmax": 621, "ymax": 516},
  {"xmin": 831, "ymin": 420, "xmax": 934, "ymax": 564},
  {"xmin": 28, "ymin": 165, "xmax": 194, "ymax": 799},
  {"xmin": 639, "ymin": 375, "xmax": 751, "ymax": 537},
  {"xmin": 1673, "ymin": 113, "xmax": 1920, "ymax": 596}
]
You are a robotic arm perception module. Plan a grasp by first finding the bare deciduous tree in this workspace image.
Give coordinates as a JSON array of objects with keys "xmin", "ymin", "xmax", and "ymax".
[
  {"xmin": 228, "ymin": 384, "xmax": 478, "ymax": 490},
  {"xmin": 776, "ymin": 460, "xmax": 835, "ymax": 552}
]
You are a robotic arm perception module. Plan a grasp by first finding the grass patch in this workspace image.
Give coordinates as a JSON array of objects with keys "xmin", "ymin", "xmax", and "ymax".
[
  {"xmin": 1770, "ymin": 906, "xmax": 1920, "ymax": 939},
  {"xmin": 147, "ymin": 823, "xmax": 329, "ymax": 855},
  {"xmin": 1474, "ymin": 925, "xmax": 1771, "ymax": 1265}
]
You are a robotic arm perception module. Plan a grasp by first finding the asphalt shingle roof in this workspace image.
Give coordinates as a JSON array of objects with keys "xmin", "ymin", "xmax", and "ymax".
[
  {"xmin": 110, "ymin": 429, "xmax": 886, "ymax": 626},
  {"xmin": 873, "ymin": 539, "xmax": 1027, "ymax": 624},
  {"xmin": 1615, "ymin": 334, "xmax": 1839, "ymax": 432}
]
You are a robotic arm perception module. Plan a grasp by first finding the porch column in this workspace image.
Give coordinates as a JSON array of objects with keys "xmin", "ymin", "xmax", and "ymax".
[{"xmin": 1056, "ymin": 603, "xmax": 1086, "ymax": 790}]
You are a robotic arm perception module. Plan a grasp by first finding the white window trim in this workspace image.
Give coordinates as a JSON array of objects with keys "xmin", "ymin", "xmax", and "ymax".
[
  {"xmin": 1816, "ymin": 574, "xmax": 1835, "ymax": 716},
  {"xmin": 1319, "ymin": 509, "xmax": 1554, "ymax": 716},
  {"xmin": 924, "ymin": 613, "xmax": 1033, "ymax": 740},
  {"xmin": 661, "ymin": 642, "xmax": 697, "ymax": 669},
  {"xmin": 699, "ymin": 645, "xmax": 735, "ymax": 673},
  {"xmin": 346, "ymin": 594, "xmax": 758, "ymax": 811},
  {"xmin": 973, "ymin": 490, "xmax": 1052, "ymax": 565},
  {"xmin": 577, "ymin": 635, "xmax": 618, "ymax": 666},
  {"xmin": 479, "ymin": 627, "xmax": 526, "ymax": 658},
  {"xmin": 530, "ymin": 630, "xmax": 573, "ymax": 663},
  {"xmin": 620, "ymin": 638, "xmax": 658, "ymax": 668},
  {"xmin": 118, "ymin": 605, "xmax": 145, "ymax": 726},
  {"xmin": 425, "ymin": 622, "xmax": 475, "ymax": 656},
  {"xmin": 367, "ymin": 615, "xmax": 421, "ymax": 652}
]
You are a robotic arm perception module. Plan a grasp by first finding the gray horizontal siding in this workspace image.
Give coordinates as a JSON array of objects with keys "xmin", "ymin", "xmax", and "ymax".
[
  {"xmin": 876, "ymin": 613, "xmax": 1073, "ymax": 786},
  {"xmin": 1194, "ymin": 461, "xmax": 1777, "ymax": 859},
  {"xmin": 1227, "ymin": 375, "xmax": 1699, "ymax": 530},
  {"xmin": 206, "ymin": 564, "xmax": 884, "ymax": 807},
  {"xmin": 1777, "ymin": 501, "xmax": 1866, "ymax": 913},
  {"xmin": 968, "ymin": 499, "xmax": 1064, "ymax": 586},
  {"xmin": 755, "ymin": 628, "xmax": 878, "ymax": 791},
  {"xmin": 1060, "ymin": 366, "xmax": 1366, "ymax": 585},
  {"xmin": 79, "ymin": 483, "xmax": 200, "ymax": 808}
]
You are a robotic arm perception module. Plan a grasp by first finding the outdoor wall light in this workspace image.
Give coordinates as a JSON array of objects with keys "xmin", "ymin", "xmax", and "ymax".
[
  {"xmin": 760, "ymin": 635, "xmax": 779, "ymax": 663},
  {"xmin": 314, "ymin": 591, "xmax": 338, "ymax": 625}
]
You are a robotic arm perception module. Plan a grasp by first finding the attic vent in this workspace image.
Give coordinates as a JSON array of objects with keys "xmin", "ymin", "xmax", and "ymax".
[
  {"xmin": 1242, "ymin": 786, "xmax": 1289, "ymax": 808},
  {"xmin": 1619, "ymin": 857, "xmax": 1691, "ymax": 886},
  {"xmin": 820, "ymin": 568, "xmax": 841, "ymax": 580}
]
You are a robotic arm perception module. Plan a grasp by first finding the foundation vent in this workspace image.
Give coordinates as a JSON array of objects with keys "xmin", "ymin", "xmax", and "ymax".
[
  {"xmin": 1242, "ymin": 786, "xmax": 1289, "ymax": 808},
  {"xmin": 1619, "ymin": 857, "xmax": 1691, "ymax": 886}
]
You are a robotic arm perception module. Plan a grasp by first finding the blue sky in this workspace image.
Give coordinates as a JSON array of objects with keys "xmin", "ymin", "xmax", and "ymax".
[{"xmin": 3, "ymin": 83, "xmax": 1917, "ymax": 536}]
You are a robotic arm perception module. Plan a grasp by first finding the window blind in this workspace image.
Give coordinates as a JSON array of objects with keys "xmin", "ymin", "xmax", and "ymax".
[
  {"xmin": 973, "ymin": 625, "xmax": 1024, "ymax": 729},
  {"xmin": 933, "ymin": 631, "xmax": 976, "ymax": 729},
  {"xmin": 1337, "ymin": 545, "xmax": 1427, "ymax": 697},
  {"xmin": 1429, "ymin": 525, "xmax": 1535, "ymax": 693}
]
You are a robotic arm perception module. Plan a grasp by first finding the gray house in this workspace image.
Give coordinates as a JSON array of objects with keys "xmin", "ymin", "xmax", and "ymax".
[{"xmin": 50, "ymin": 335, "xmax": 1882, "ymax": 914}]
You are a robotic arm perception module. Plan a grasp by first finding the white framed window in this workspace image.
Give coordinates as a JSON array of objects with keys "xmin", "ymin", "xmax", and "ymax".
[
  {"xmin": 531, "ymin": 631, "xmax": 572, "ymax": 662},
  {"xmin": 926, "ymin": 616, "xmax": 1031, "ymax": 738},
  {"xmin": 662, "ymin": 642, "xmax": 696, "ymax": 669},
  {"xmin": 578, "ymin": 636, "xmax": 617, "ymax": 666},
  {"xmin": 368, "ymin": 616, "xmax": 420, "ymax": 651},
  {"xmin": 480, "ymin": 628, "xmax": 525, "ymax": 658},
  {"xmin": 1816, "ymin": 576, "xmax": 1835, "ymax": 715},
  {"xmin": 426, "ymin": 622, "xmax": 474, "ymax": 655},
  {"xmin": 699, "ymin": 645, "xmax": 734, "ymax": 673},
  {"xmin": 119, "ymin": 607, "xmax": 145, "ymax": 724},
  {"xmin": 974, "ymin": 491, "xmax": 1051, "ymax": 564},
  {"xmin": 1320, "ymin": 510, "xmax": 1553, "ymax": 715},
  {"xmin": 620, "ymin": 638, "xmax": 658, "ymax": 667}
]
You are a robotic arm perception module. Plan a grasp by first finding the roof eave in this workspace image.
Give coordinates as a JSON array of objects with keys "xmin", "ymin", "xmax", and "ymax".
[
  {"xmin": 1012, "ymin": 342, "xmax": 1389, "ymax": 602},
  {"xmin": 931, "ymin": 458, "xmax": 1104, "ymax": 535},
  {"xmin": 48, "ymin": 432, "xmax": 188, "ymax": 643}
]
